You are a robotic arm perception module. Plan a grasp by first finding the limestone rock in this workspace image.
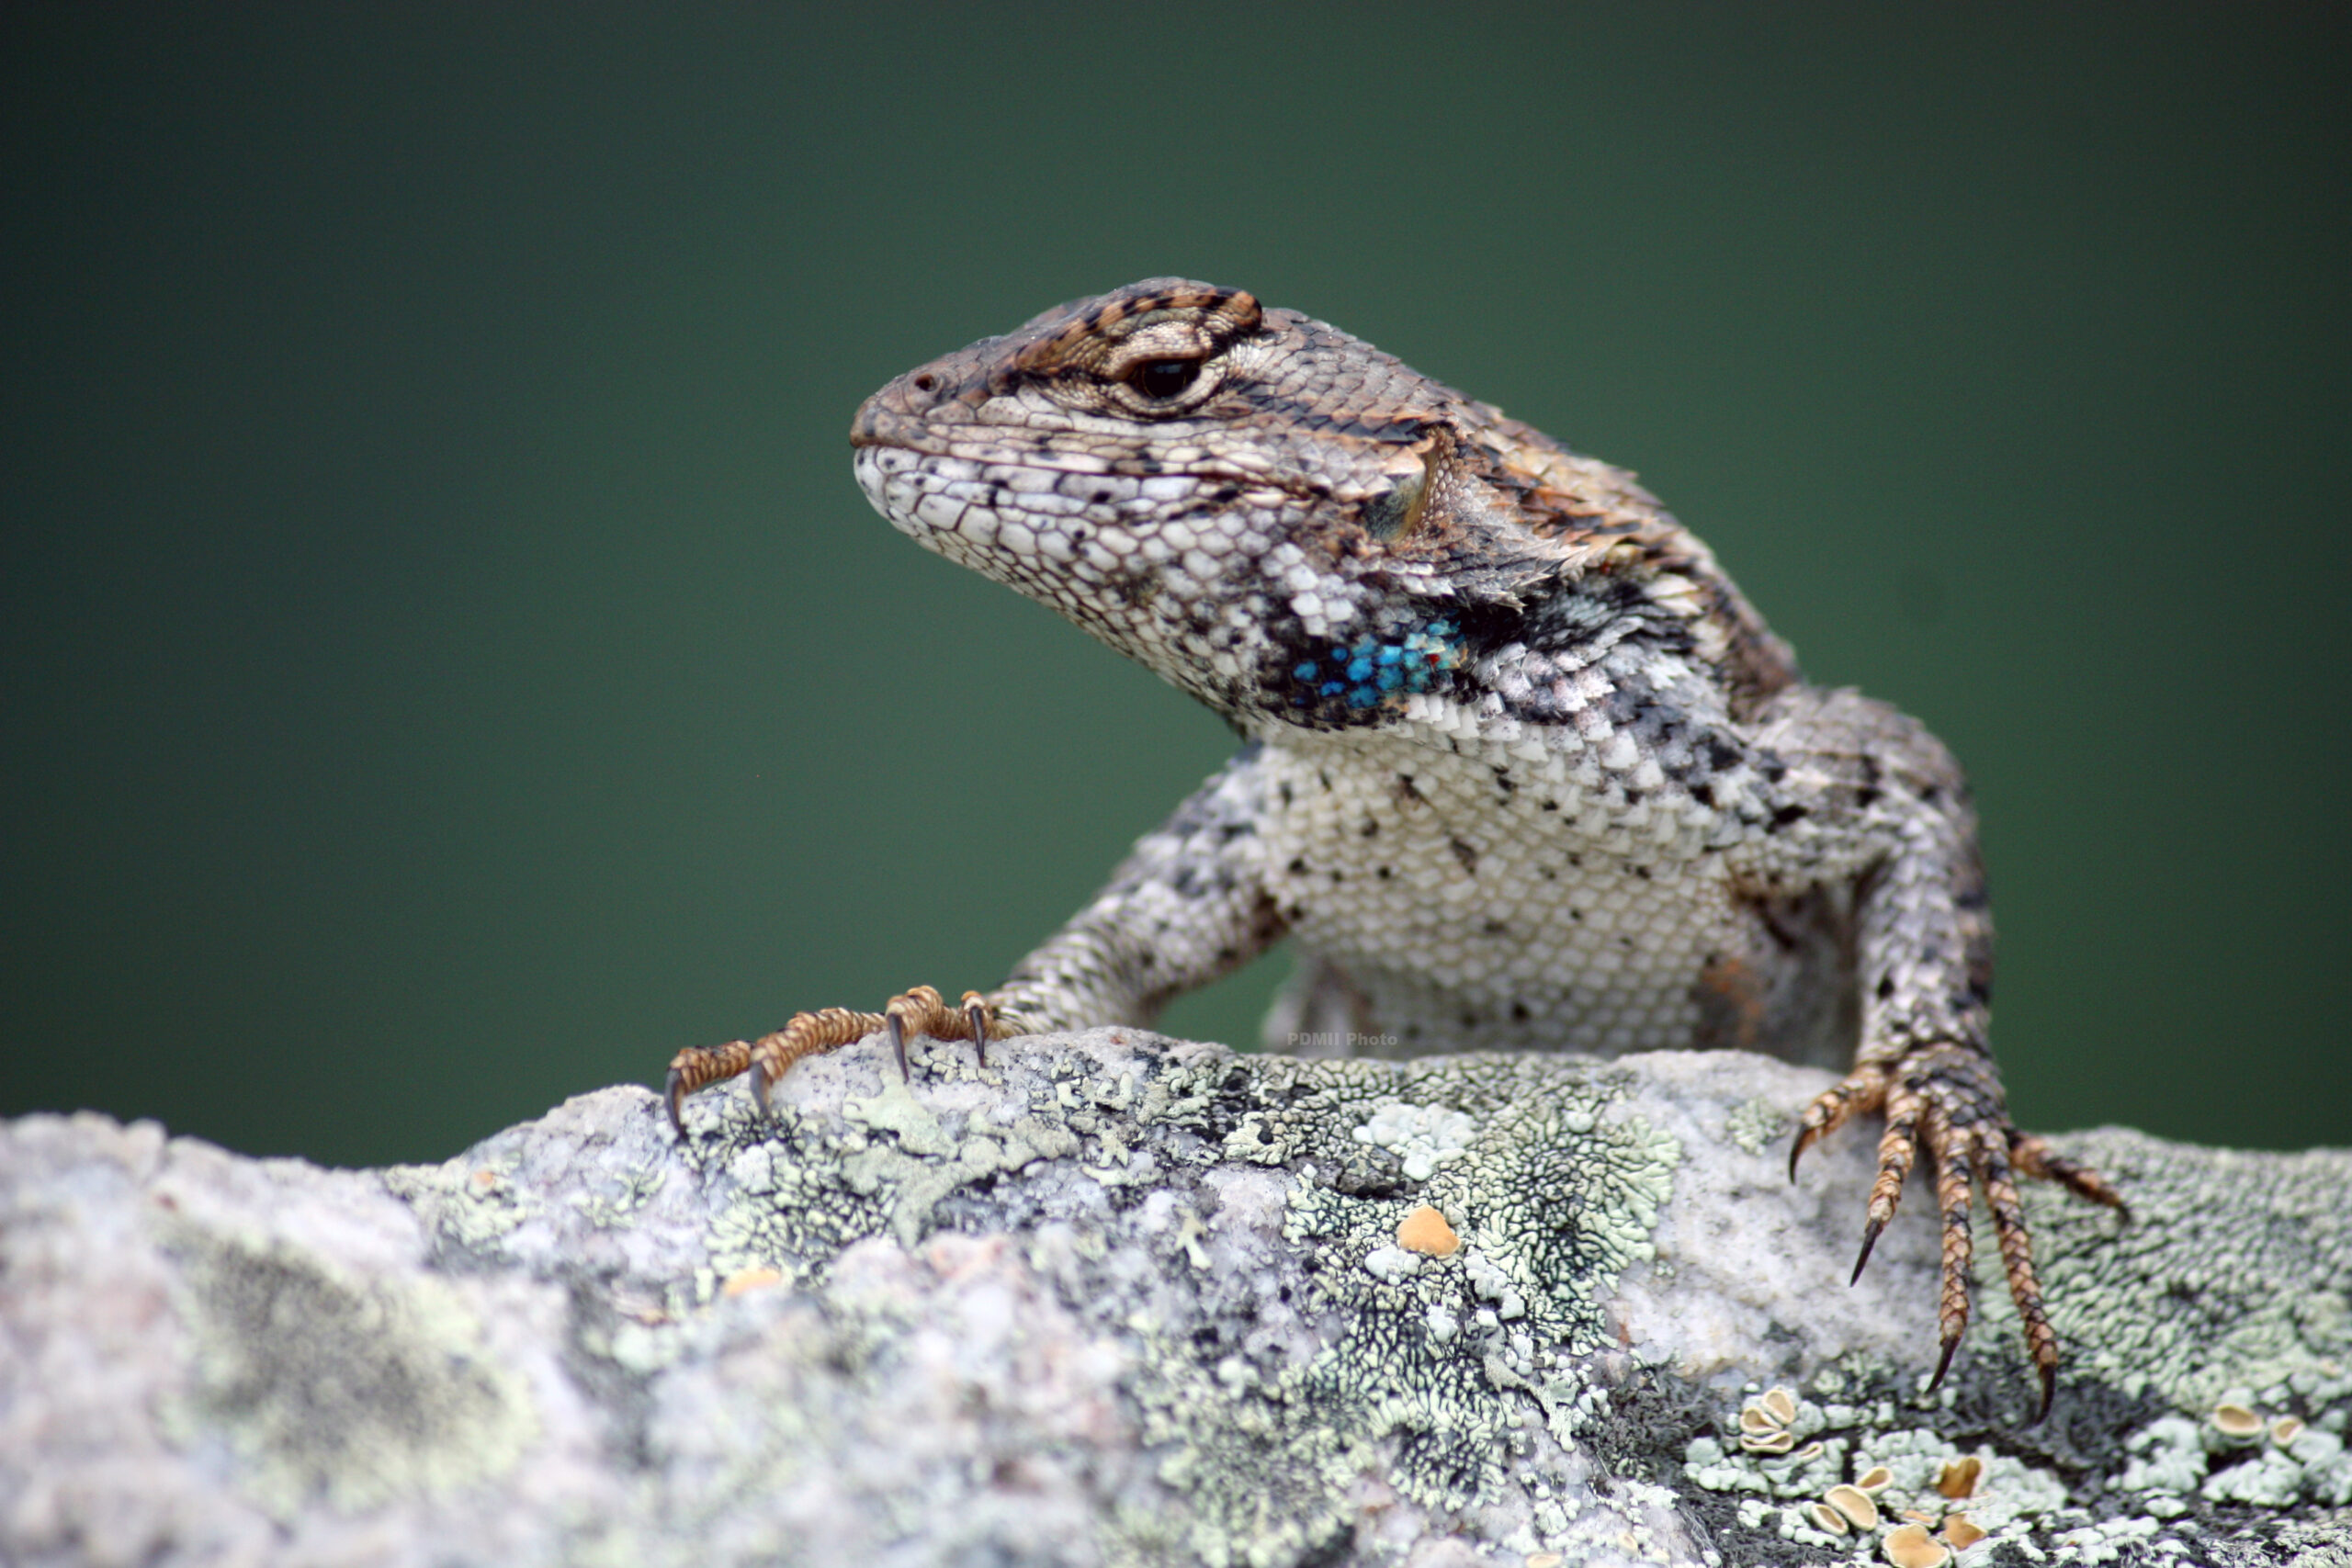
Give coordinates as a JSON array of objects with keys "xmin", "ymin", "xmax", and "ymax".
[{"xmin": 3, "ymin": 1031, "xmax": 2346, "ymax": 1566}]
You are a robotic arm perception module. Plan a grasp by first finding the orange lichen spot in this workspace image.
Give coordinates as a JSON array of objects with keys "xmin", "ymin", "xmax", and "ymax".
[
  {"xmin": 1825, "ymin": 1483, "xmax": 1880, "ymax": 1530},
  {"xmin": 1941, "ymin": 1516, "xmax": 1987, "ymax": 1551},
  {"xmin": 1935, "ymin": 1455, "xmax": 1982, "ymax": 1499},
  {"xmin": 1396, "ymin": 1204, "xmax": 1460, "ymax": 1257},
  {"xmin": 470, "ymin": 1168, "xmax": 500, "ymax": 1191},
  {"xmin": 1525, "ymin": 1555, "xmax": 1566, "ymax": 1568},
  {"xmin": 1882, "ymin": 1523, "xmax": 1952, "ymax": 1567},
  {"xmin": 721, "ymin": 1266, "xmax": 784, "ymax": 1297},
  {"xmin": 1807, "ymin": 1502, "xmax": 1849, "ymax": 1535},
  {"xmin": 1856, "ymin": 1465, "xmax": 1894, "ymax": 1495},
  {"xmin": 2211, "ymin": 1403, "xmax": 2265, "ymax": 1439}
]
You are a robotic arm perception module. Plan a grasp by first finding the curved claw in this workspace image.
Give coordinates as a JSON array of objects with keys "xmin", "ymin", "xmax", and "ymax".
[
  {"xmin": 963, "ymin": 994, "xmax": 991, "ymax": 1068},
  {"xmin": 749, "ymin": 1057, "xmax": 774, "ymax": 1117},
  {"xmin": 886, "ymin": 1012, "xmax": 912, "ymax": 1082},
  {"xmin": 664, "ymin": 1038, "xmax": 756, "ymax": 1137},
  {"xmin": 2035, "ymin": 1362, "xmax": 2056, "ymax": 1425},
  {"xmin": 1791, "ymin": 1063, "xmax": 1885, "ymax": 1184},
  {"xmin": 1849, "ymin": 1217, "xmax": 1886, "ymax": 1286},
  {"xmin": 1930, "ymin": 1330, "xmax": 1963, "ymax": 1392}
]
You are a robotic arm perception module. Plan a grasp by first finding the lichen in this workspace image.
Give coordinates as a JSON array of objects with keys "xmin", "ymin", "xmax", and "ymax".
[
  {"xmin": 1649, "ymin": 1122, "xmax": 2352, "ymax": 1562},
  {"xmin": 602, "ymin": 1043, "xmax": 1691, "ymax": 1565},
  {"xmin": 370, "ymin": 1035, "xmax": 2352, "ymax": 1564},
  {"xmin": 161, "ymin": 1224, "xmax": 536, "ymax": 1516},
  {"xmin": 1722, "ymin": 1095, "xmax": 1789, "ymax": 1156},
  {"xmin": 1981, "ymin": 1129, "xmax": 2352, "ymax": 1416},
  {"xmin": 1675, "ymin": 1355, "xmax": 2352, "ymax": 1562},
  {"xmin": 680, "ymin": 1065, "xmax": 1084, "ymax": 1300},
  {"xmin": 1095, "ymin": 1050, "xmax": 1682, "ymax": 1562},
  {"xmin": 1351, "ymin": 1100, "xmax": 1478, "ymax": 1180}
]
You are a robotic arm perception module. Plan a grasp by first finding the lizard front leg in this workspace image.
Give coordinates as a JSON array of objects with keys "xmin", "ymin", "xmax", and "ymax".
[
  {"xmin": 665, "ymin": 749, "xmax": 1283, "ymax": 1133},
  {"xmin": 1766, "ymin": 689, "xmax": 2127, "ymax": 1416}
]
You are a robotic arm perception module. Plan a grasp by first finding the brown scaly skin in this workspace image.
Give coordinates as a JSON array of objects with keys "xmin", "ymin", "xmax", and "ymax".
[{"xmin": 666, "ymin": 279, "xmax": 2126, "ymax": 1418}]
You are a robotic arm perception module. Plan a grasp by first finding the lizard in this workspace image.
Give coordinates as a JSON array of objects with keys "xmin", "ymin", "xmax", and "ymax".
[{"xmin": 664, "ymin": 277, "xmax": 2125, "ymax": 1416}]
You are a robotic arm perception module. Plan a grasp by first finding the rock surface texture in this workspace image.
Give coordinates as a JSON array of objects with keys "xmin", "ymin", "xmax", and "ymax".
[{"xmin": 4, "ymin": 1031, "xmax": 2347, "ymax": 1567}]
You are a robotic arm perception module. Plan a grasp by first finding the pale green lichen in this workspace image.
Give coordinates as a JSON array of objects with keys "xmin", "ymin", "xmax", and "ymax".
[
  {"xmin": 673, "ymin": 1066, "xmax": 1083, "ymax": 1299},
  {"xmin": 642, "ymin": 1046, "xmax": 2352, "ymax": 1562},
  {"xmin": 382, "ymin": 1147, "xmax": 536, "ymax": 1251},
  {"xmin": 1351, "ymin": 1100, "xmax": 1478, "ymax": 1179},
  {"xmin": 1722, "ymin": 1095, "xmax": 1789, "ymax": 1156},
  {"xmin": 1660, "ymin": 1122, "xmax": 2352, "ymax": 1561},
  {"xmin": 1978, "ymin": 1128, "xmax": 2352, "ymax": 1416},
  {"xmin": 2120, "ymin": 1416, "xmax": 2209, "ymax": 1494},
  {"xmin": 1692, "ymin": 1412, "xmax": 2086, "ymax": 1559},
  {"xmin": 1095, "ymin": 1051, "xmax": 1681, "ymax": 1564},
  {"xmin": 1679, "ymin": 1349, "xmax": 2352, "ymax": 1561},
  {"xmin": 2114, "ymin": 1412, "xmax": 2352, "ymax": 1511},
  {"xmin": 161, "ymin": 1224, "xmax": 536, "ymax": 1517}
]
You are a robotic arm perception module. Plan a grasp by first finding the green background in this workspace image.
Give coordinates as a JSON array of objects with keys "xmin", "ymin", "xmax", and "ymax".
[{"xmin": 5, "ymin": 6, "xmax": 2346, "ymax": 1167}]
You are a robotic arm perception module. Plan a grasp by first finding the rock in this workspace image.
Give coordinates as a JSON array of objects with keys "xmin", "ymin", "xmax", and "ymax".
[{"xmin": 2, "ymin": 1030, "xmax": 2347, "ymax": 1566}]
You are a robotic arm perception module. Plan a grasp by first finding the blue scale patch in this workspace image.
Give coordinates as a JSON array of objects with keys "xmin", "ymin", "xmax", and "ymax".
[{"xmin": 1290, "ymin": 618, "xmax": 1463, "ymax": 711}]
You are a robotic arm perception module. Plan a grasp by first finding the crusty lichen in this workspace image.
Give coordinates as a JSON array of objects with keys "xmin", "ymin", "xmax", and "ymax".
[
  {"xmin": 453, "ymin": 1039, "xmax": 1690, "ymax": 1565},
  {"xmin": 1680, "ymin": 1374, "xmax": 2352, "ymax": 1562},
  {"xmin": 19, "ymin": 1036, "xmax": 2350, "ymax": 1566},
  {"xmin": 1991, "ymin": 1128, "xmax": 2352, "ymax": 1416},
  {"xmin": 1666, "ymin": 1120, "xmax": 2352, "ymax": 1562},
  {"xmin": 1722, "ymin": 1095, "xmax": 1789, "ymax": 1157},
  {"xmin": 1080, "ymin": 1048, "xmax": 1686, "ymax": 1565},
  {"xmin": 356, "ymin": 1034, "xmax": 2352, "ymax": 1564},
  {"xmin": 162, "ymin": 1224, "xmax": 536, "ymax": 1516}
]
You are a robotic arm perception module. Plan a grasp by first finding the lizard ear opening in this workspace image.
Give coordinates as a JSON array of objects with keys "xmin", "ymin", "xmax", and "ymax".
[{"xmin": 1360, "ymin": 429, "xmax": 1453, "ymax": 542}]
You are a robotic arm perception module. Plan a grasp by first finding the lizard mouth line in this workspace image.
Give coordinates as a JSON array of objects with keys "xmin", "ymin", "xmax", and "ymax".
[{"xmin": 851, "ymin": 435, "xmax": 1326, "ymax": 503}]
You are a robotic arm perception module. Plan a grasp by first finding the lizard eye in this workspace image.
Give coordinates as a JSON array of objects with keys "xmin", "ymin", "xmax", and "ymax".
[{"xmin": 1131, "ymin": 358, "xmax": 1203, "ymax": 400}]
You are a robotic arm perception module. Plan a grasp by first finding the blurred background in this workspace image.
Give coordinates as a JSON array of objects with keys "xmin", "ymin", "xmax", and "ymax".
[{"xmin": 5, "ymin": 5, "xmax": 2345, "ymax": 1167}]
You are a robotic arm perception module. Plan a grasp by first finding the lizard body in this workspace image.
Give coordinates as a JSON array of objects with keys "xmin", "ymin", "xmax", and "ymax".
[{"xmin": 666, "ymin": 279, "xmax": 2123, "ymax": 1413}]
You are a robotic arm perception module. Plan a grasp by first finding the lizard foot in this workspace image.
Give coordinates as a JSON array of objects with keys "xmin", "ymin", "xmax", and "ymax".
[
  {"xmin": 664, "ymin": 986, "xmax": 996, "ymax": 1135},
  {"xmin": 1790, "ymin": 1043, "xmax": 2127, "ymax": 1420}
]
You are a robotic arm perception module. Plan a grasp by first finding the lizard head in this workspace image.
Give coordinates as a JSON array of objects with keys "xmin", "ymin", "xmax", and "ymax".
[{"xmin": 852, "ymin": 279, "xmax": 1784, "ymax": 730}]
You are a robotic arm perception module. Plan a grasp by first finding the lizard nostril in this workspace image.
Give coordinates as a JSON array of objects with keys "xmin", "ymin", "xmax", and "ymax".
[{"xmin": 911, "ymin": 373, "xmax": 937, "ymax": 393}]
